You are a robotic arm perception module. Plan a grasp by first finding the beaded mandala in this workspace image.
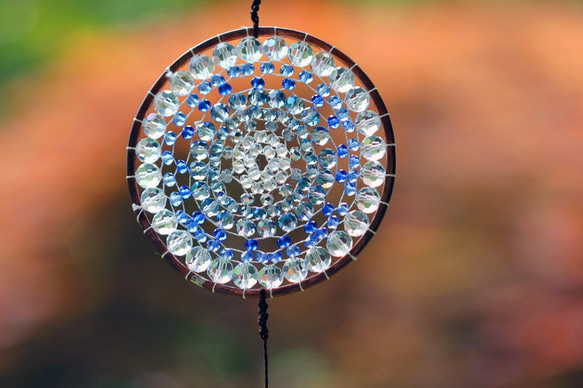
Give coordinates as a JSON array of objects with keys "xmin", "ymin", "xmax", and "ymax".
[{"xmin": 127, "ymin": 27, "xmax": 396, "ymax": 298}]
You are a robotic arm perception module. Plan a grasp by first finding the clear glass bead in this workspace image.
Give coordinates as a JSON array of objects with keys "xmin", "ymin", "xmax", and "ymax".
[
  {"xmin": 283, "ymin": 258, "xmax": 307, "ymax": 283},
  {"xmin": 236, "ymin": 219, "xmax": 256, "ymax": 238},
  {"xmin": 257, "ymin": 219, "xmax": 277, "ymax": 238},
  {"xmin": 318, "ymin": 148, "xmax": 337, "ymax": 169},
  {"xmin": 233, "ymin": 263, "xmax": 259, "ymax": 289},
  {"xmin": 307, "ymin": 186, "xmax": 326, "ymax": 205},
  {"xmin": 289, "ymin": 41, "xmax": 313, "ymax": 67},
  {"xmin": 136, "ymin": 138, "xmax": 161, "ymax": 163},
  {"xmin": 135, "ymin": 163, "xmax": 162, "ymax": 188},
  {"xmin": 207, "ymin": 258, "xmax": 234, "ymax": 284},
  {"xmin": 360, "ymin": 161, "xmax": 386, "ymax": 187},
  {"xmin": 140, "ymin": 187, "xmax": 167, "ymax": 213},
  {"xmin": 326, "ymin": 231, "xmax": 353, "ymax": 257},
  {"xmin": 186, "ymin": 246, "xmax": 212, "ymax": 272},
  {"xmin": 360, "ymin": 135, "xmax": 387, "ymax": 161},
  {"xmin": 301, "ymin": 107, "xmax": 319, "ymax": 126},
  {"xmin": 305, "ymin": 246, "xmax": 332, "ymax": 272},
  {"xmin": 258, "ymin": 265, "xmax": 284, "ymax": 288},
  {"xmin": 295, "ymin": 202, "xmax": 314, "ymax": 221},
  {"xmin": 190, "ymin": 141, "xmax": 209, "ymax": 161},
  {"xmin": 329, "ymin": 67, "xmax": 355, "ymax": 93},
  {"xmin": 197, "ymin": 121, "xmax": 216, "ymax": 142},
  {"xmin": 345, "ymin": 87, "xmax": 370, "ymax": 112},
  {"xmin": 212, "ymin": 42, "xmax": 238, "ymax": 68},
  {"xmin": 154, "ymin": 90, "xmax": 179, "ymax": 117},
  {"xmin": 238, "ymin": 37, "xmax": 263, "ymax": 63},
  {"xmin": 344, "ymin": 210, "xmax": 370, "ymax": 237},
  {"xmin": 310, "ymin": 52, "xmax": 335, "ymax": 77},
  {"xmin": 355, "ymin": 187, "xmax": 381, "ymax": 214},
  {"xmin": 278, "ymin": 213, "xmax": 298, "ymax": 233},
  {"xmin": 210, "ymin": 103, "xmax": 230, "ymax": 122},
  {"xmin": 310, "ymin": 127, "xmax": 330, "ymax": 146},
  {"xmin": 152, "ymin": 209, "xmax": 178, "ymax": 235},
  {"xmin": 189, "ymin": 55, "xmax": 215, "ymax": 80},
  {"xmin": 143, "ymin": 113, "xmax": 167, "ymax": 139},
  {"xmin": 167, "ymin": 230, "xmax": 193, "ymax": 256},
  {"xmin": 263, "ymin": 36, "xmax": 289, "ymax": 61},
  {"xmin": 355, "ymin": 110, "xmax": 381, "ymax": 136},
  {"xmin": 170, "ymin": 70, "xmax": 195, "ymax": 96}
]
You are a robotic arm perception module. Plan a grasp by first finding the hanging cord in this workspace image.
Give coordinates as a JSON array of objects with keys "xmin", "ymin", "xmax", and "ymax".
[
  {"xmin": 258, "ymin": 288, "xmax": 269, "ymax": 388},
  {"xmin": 250, "ymin": 0, "xmax": 262, "ymax": 38}
]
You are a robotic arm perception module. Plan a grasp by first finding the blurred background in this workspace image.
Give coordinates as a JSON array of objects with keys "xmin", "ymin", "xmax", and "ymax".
[{"xmin": 1, "ymin": 0, "xmax": 583, "ymax": 387}]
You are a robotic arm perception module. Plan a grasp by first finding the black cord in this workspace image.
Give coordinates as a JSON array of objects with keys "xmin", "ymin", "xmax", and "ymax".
[
  {"xmin": 250, "ymin": 0, "xmax": 262, "ymax": 38},
  {"xmin": 258, "ymin": 288, "xmax": 269, "ymax": 388}
]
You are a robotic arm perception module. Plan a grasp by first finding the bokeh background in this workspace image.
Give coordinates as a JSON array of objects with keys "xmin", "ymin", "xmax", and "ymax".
[{"xmin": 1, "ymin": 0, "xmax": 583, "ymax": 387}]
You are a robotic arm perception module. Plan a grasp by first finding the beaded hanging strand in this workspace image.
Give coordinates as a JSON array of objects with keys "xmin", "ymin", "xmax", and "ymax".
[
  {"xmin": 258, "ymin": 288, "xmax": 269, "ymax": 388},
  {"xmin": 250, "ymin": 0, "xmax": 262, "ymax": 38}
]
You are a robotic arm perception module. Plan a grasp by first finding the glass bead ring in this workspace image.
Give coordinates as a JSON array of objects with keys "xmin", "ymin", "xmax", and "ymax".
[{"xmin": 127, "ymin": 27, "xmax": 396, "ymax": 298}]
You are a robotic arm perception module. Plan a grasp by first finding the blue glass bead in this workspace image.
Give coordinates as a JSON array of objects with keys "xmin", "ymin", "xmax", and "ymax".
[
  {"xmin": 164, "ymin": 131, "xmax": 177, "ymax": 146},
  {"xmin": 322, "ymin": 203, "xmax": 335, "ymax": 216},
  {"xmin": 169, "ymin": 192, "xmax": 182, "ymax": 206},
  {"xmin": 348, "ymin": 169, "xmax": 359, "ymax": 183},
  {"xmin": 304, "ymin": 236, "xmax": 317, "ymax": 248},
  {"xmin": 163, "ymin": 172, "xmax": 176, "ymax": 187},
  {"xmin": 299, "ymin": 70, "xmax": 313, "ymax": 84},
  {"xmin": 317, "ymin": 83, "xmax": 330, "ymax": 97},
  {"xmin": 282, "ymin": 78, "xmax": 296, "ymax": 90},
  {"xmin": 327, "ymin": 215, "xmax": 340, "ymax": 229},
  {"xmin": 311, "ymin": 95, "xmax": 324, "ymax": 107},
  {"xmin": 329, "ymin": 95, "xmax": 342, "ymax": 109},
  {"xmin": 277, "ymin": 235, "xmax": 291, "ymax": 248},
  {"xmin": 161, "ymin": 150, "xmax": 174, "ymax": 165},
  {"xmin": 198, "ymin": 81, "xmax": 212, "ymax": 94},
  {"xmin": 315, "ymin": 227, "xmax": 328, "ymax": 241},
  {"xmin": 270, "ymin": 252, "xmax": 283, "ymax": 263},
  {"xmin": 335, "ymin": 169, "xmax": 347, "ymax": 183},
  {"xmin": 179, "ymin": 185, "xmax": 191, "ymax": 199},
  {"xmin": 198, "ymin": 99, "xmax": 211, "ymax": 112},
  {"xmin": 241, "ymin": 251, "xmax": 254, "ymax": 262},
  {"xmin": 211, "ymin": 74, "xmax": 225, "ymax": 86},
  {"xmin": 348, "ymin": 138, "xmax": 359, "ymax": 151},
  {"xmin": 213, "ymin": 228, "xmax": 227, "ymax": 241},
  {"xmin": 337, "ymin": 202, "xmax": 349, "ymax": 216},
  {"xmin": 260, "ymin": 62, "xmax": 275, "ymax": 74},
  {"xmin": 194, "ymin": 228, "xmax": 207, "ymax": 242},
  {"xmin": 349, "ymin": 155, "xmax": 360, "ymax": 169},
  {"xmin": 186, "ymin": 220, "xmax": 198, "ymax": 233},
  {"xmin": 221, "ymin": 248, "xmax": 234, "ymax": 260},
  {"xmin": 227, "ymin": 66, "xmax": 240, "ymax": 77},
  {"xmin": 256, "ymin": 252, "xmax": 269, "ymax": 263},
  {"xmin": 207, "ymin": 240, "xmax": 220, "ymax": 252},
  {"xmin": 280, "ymin": 64, "xmax": 294, "ymax": 76},
  {"xmin": 173, "ymin": 111, "xmax": 186, "ymax": 126},
  {"xmin": 176, "ymin": 160, "xmax": 188, "ymax": 174},
  {"xmin": 192, "ymin": 211, "xmax": 205, "ymax": 225},
  {"xmin": 245, "ymin": 239, "xmax": 259, "ymax": 251},
  {"xmin": 286, "ymin": 245, "xmax": 300, "ymax": 257},
  {"xmin": 186, "ymin": 93, "xmax": 200, "ymax": 108},
  {"xmin": 342, "ymin": 120, "xmax": 355, "ymax": 132},
  {"xmin": 251, "ymin": 77, "xmax": 265, "ymax": 89},
  {"xmin": 242, "ymin": 63, "xmax": 255, "ymax": 76},
  {"xmin": 337, "ymin": 144, "xmax": 349, "ymax": 158},
  {"xmin": 176, "ymin": 210, "xmax": 190, "ymax": 225},
  {"xmin": 328, "ymin": 115, "xmax": 340, "ymax": 129},
  {"xmin": 337, "ymin": 108, "xmax": 350, "ymax": 120},
  {"xmin": 182, "ymin": 125, "xmax": 195, "ymax": 139},
  {"xmin": 218, "ymin": 83, "xmax": 232, "ymax": 96},
  {"xmin": 345, "ymin": 182, "xmax": 357, "ymax": 196},
  {"xmin": 304, "ymin": 220, "xmax": 318, "ymax": 234}
]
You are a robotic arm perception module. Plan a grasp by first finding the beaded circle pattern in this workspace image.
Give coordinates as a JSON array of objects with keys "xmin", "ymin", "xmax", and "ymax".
[{"xmin": 127, "ymin": 27, "xmax": 396, "ymax": 297}]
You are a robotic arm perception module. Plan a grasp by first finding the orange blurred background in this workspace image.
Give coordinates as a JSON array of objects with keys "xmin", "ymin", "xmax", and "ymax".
[{"xmin": 1, "ymin": 0, "xmax": 583, "ymax": 387}]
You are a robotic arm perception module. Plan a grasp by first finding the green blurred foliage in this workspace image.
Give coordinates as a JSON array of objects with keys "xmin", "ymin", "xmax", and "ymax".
[{"xmin": 0, "ymin": 0, "xmax": 206, "ymax": 87}]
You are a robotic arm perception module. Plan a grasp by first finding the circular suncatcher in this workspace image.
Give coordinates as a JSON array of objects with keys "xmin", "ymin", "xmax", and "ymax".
[{"xmin": 127, "ymin": 27, "xmax": 396, "ymax": 297}]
